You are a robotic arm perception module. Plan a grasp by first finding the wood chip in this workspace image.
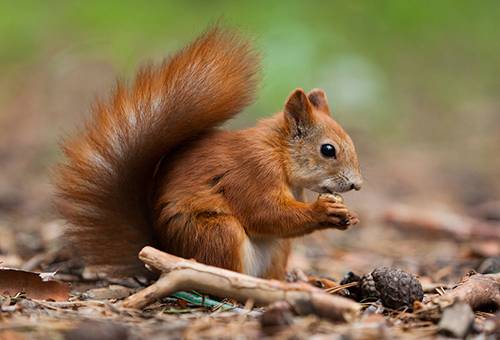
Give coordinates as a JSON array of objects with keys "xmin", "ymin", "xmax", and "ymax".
[{"xmin": 82, "ymin": 285, "xmax": 133, "ymax": 300}]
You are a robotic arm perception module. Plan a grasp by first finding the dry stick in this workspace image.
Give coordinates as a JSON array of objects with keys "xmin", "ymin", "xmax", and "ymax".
[
  {"xmin": 123, "ymin": 246, "xmax": 361, "ymax": 322},
  {"xmin": 433, "ymin": 273, "xmax": 500, "ymax": 310},
  {"xmin": 384, "ymin": 204, "xmax": 500, "ymax": 240}
]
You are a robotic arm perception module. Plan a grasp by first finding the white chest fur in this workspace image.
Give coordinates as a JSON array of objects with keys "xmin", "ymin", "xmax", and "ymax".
[
  {"xmin": 241, "ymin": 187, "xmax": 303, "ymax": 277},
  {"xmin": 241, "ymin": 238, "xmax": 280, "ymax": 277}
]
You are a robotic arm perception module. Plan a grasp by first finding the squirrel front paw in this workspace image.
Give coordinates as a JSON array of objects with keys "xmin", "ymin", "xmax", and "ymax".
[{"xmin": 312, "ymin": 194, "xmax": 359, "ymax": 230}]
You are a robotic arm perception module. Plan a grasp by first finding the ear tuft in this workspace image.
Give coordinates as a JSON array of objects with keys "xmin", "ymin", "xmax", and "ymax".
[
  {"xmin": 284, "ymin": 88, "xmax": 314, "ymax": 134},
  {"xmin": 307, "ymin": 88, "xmax": 330, "ymax": 114}
]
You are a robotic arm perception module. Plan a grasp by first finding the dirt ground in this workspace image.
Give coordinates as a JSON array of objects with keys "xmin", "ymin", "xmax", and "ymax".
[{"xmin": 0, "ymin": 60, "xmax": 499, "ymax": 339}]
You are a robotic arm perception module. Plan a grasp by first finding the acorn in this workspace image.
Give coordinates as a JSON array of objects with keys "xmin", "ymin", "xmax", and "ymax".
[
  {"xmin": 360, "ymin": 267, "xmax": 424, "ymax": 310},
  {"xmin": 331, "ymin": 193, "xmax": 344, "ymax": 204},
  {"xmin": 319, "ymin": 193, "xmax": 344, "ymax": 204}
]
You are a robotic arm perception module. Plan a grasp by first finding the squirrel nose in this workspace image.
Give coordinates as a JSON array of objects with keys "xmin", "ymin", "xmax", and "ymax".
[{"xmin": 350, "ymin": 179, "xmax": 363, "ymax": 191}]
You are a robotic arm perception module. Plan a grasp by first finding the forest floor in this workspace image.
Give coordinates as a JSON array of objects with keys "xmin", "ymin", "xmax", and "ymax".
[
  {"xmin": 0, "ymin": 183, "xmax": 498, "ymax": 339},
  {"xmin": 0, "ymin": 59, "xmax": 499, "ymax": 339}
]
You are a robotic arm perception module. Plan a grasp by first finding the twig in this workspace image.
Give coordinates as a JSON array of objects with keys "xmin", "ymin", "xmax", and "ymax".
[
  {"xmin": 123, "ymin": 246, "xmax": 361, "ymax": 322},
  {"xmin": 433, "ymin": 273, "xmax": 500, "ymax": 310}
]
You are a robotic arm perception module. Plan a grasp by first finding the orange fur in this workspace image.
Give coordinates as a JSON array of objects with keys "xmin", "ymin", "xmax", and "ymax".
[{"xmin": 55, "ymin": 26, "xmax": 362, "ymax": 279}]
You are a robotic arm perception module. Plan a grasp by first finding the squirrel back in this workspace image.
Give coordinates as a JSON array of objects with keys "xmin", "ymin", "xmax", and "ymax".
[{"xmin": 55, "ymin": 27, "xmax": 260, "ymax": 275}]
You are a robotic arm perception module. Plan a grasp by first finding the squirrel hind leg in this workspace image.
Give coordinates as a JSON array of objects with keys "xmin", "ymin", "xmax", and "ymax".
[
  {"xmin": 156, "ymin": 212, "xmax": 247, "ymax": 273},
  {"xmin": 155, "ymin": 200, "xmax": 291, "ymax": 279}
]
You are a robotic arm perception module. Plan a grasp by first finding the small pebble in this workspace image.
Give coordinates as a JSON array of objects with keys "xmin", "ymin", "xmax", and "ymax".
[
  {"xmin": 438, "ymin": 302, "xmax": 475, "ymax": 338},
  {"xmin": 477, "ymin": 256, "xmax": 500, "ymax": 274},
  {"xmin": 260, "ymin": 301, "xmax": 294, "ymax": 333},
  {"xmin": 65, "ymin": 320, "xmax": 130, "ymax": 340}
]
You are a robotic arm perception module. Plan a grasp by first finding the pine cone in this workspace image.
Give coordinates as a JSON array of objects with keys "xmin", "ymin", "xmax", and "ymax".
[
  {"xmin": 359, "ymin": 273, "xmax": 380, "ymax": 300},
  {"xmin": 360, "ymin": 267, "xmax": 424, "ymax": 310}
]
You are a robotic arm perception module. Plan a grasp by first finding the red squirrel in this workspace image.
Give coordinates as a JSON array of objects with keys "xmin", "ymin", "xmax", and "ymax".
[{"xmin": 55, "ymin": 26, "xmax": 363, "ymax": 279}]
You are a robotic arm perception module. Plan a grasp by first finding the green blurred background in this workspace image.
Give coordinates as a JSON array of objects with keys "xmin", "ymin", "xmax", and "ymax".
[{"xmin": 0, "ymin": 1, "xmax": 499, "ymax": 223}]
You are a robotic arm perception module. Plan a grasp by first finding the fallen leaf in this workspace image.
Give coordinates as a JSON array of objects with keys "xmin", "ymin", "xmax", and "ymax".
[{"xmin": 0, "ymin": 268, "xmax": 69, "ymax": 301}]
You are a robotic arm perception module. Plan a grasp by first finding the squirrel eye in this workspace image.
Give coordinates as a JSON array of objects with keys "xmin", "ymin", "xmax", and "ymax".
[{"xmin": 320, "ymin": 144, "xmax": 337, "ymax": 158}]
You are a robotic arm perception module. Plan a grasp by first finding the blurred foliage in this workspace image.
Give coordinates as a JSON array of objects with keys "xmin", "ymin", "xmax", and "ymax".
[{"xmin": 0, "ymin": 1, "xmax": 499, "ymax": 148}]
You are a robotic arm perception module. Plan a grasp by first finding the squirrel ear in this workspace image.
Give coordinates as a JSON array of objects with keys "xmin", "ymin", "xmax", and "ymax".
[
  {"xmin": 307, "ymin": 88, "xmax": 330, "ymax": 115},
  {"xmin": 284, "ymin": 88, "xmax": 314, "ymax": 135}
]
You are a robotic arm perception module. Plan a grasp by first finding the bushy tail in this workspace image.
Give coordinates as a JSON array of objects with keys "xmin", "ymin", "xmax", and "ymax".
[{"xmin": 55, "ymin": 26, "xmax": 260, "ymax": 276}]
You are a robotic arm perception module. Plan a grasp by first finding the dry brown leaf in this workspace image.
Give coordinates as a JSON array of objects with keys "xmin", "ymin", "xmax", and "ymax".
[{"xmin": 0, "ymin": 268, "xmax": 69, "ymax": 301}]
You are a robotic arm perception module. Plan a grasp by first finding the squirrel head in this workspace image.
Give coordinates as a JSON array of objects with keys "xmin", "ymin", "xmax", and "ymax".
[{"xmin": 282, "ymin": 88, "xmax": 363, "ymax": 194}]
